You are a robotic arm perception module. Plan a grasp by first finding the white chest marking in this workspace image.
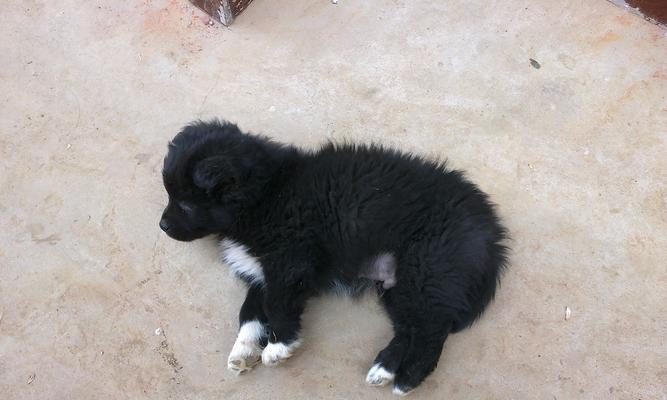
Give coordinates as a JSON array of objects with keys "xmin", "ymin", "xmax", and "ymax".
[{"xmin": 220, "ymin": 238, "xmax": 265, "ymax": 286}]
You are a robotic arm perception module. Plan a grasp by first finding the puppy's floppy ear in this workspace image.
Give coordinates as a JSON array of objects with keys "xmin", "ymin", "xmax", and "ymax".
[{"xmin": 192, "ymin": 156, "xmax": 240, "ymax": 191}]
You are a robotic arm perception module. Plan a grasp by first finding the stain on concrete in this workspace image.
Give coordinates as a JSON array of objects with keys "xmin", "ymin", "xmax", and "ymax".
[
  {"xmin": 157, "ymin": 339, "xmax": 183, "ymax": 373},
  {"xmin": 592, "ymin": 30, "xmax": 622, "ymax": 48}
]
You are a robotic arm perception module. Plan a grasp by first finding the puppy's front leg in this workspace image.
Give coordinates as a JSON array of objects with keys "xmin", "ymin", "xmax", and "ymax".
[
  {"xmin": 260, "ymin": 274, "xmax": 311, "ymax": 367},
  {"xmin": 227, "ymin": 285, "xmax": 268, "ymax": 374}
]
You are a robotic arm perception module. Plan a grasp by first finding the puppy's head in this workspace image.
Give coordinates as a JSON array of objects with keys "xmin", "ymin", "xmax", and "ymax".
[{"xmin": 159, "ymin": 120, "xmax": 280, "ymax": 241}]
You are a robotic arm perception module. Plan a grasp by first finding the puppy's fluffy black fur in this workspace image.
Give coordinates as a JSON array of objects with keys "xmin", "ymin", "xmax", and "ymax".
[{"xmin": 160, "ymin": 120, "xmax": 509, "ymax": 394}]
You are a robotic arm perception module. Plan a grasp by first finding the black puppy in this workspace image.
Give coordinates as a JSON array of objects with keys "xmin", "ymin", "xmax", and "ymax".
[{"xmin": 160, "ymin": 120, "xmax": 509, "ymax": 395}]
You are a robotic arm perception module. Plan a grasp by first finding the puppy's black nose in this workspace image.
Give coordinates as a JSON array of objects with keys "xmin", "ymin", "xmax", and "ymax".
[{"xmin": 159, "ymin": 218, "xmax": 170, "ymax": 232}]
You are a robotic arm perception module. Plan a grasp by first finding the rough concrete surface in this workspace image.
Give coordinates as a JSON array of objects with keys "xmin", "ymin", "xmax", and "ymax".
[{"xmin": 0, "ymin": 0, "xmax": 665, "ymax": 399}]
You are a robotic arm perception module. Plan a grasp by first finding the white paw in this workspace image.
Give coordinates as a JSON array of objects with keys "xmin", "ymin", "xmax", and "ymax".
[
  {"xmin": 261, "ymin": 340, "xmax": 301, "ymax": 366},
  {"xmin": 227, "ymin": 341, "xmax": 263, "ymax": 374},
  {"xmin": 366, "ymin": 363, "xmax": 395, "ymax": 386},
  {"xmin": 392, "ymin": 385, "xmax": 412, "ymax": 396},
  {"xmin": 227, "ymin": 320, "xmax": 266, "ymax": 374}
]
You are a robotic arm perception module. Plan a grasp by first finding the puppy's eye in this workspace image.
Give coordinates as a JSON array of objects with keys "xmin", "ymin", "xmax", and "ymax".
[{"xmin": 178, "ymin": 201, "xmax": 194, "ymax": 213}]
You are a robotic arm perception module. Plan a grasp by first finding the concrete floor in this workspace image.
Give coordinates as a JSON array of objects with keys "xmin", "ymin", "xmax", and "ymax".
[{"xmin": 0, "ymin": 0, "xmax": 665, "ymax": 399}]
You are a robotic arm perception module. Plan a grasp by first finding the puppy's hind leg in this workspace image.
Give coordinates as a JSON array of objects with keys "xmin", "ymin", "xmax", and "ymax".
[
  {"xmin": 367, "ymin": 264, "xmax": 453, "ymax": 396},
  {"xmin": 366, "ymin": 331, "xmax": 410, "ymax": 387},
  {"xmin": 392, "ymin": 321, "xmax": 452, "ymax": 396},
  {"xmin": 228, "ymin": 285, "xmax": 268, "ymax": 374},
  {"xmin": 366, "ymin": 290, "xmax": 411, "ymax": 387}
]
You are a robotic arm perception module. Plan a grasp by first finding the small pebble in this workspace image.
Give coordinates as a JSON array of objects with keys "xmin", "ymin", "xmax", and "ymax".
[
  {"xmin": 530, "ymin": 58, "xmax": 541, "ymax": 69},
  {"xmin": 155, "ymin": 327, "xmax": 162, "ymax": 336}
]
